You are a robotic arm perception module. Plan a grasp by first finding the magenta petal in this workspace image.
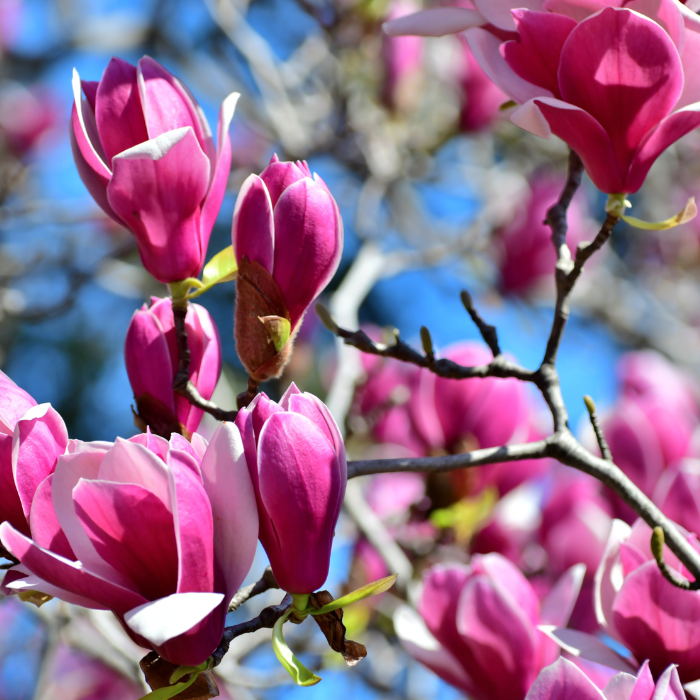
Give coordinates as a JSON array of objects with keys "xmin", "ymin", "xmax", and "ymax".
[
  {"xmin": 473, "ymin": 0, "xmax": 543, "ymax": 31},
  {"xmin": 70, "ymin": 70, "xmax": 120, "ymax": 223},
  {"xmin": 13, "ymin": 404, "xmax": 68, "ymax": 522},
  {"xmin": 137, "ymin": 56, "xmax": 214, "ymax": 162},
  {"xmin": 0, "ymin": 434, "xmax": 27, "ymax": 534},
  {"xmin": 613, "ymin": 561, "xmax": 700, "ymax": 683},
  {"xmin": 106, "ymin": 127, "xmax": 210, "ymax": 283},
  {"xmin": 257, "ymin": 412, "xmax": 341, "ymax": 593},
  {"xmin": 651, "ymin": 664, "xmax": 686, "ymax": 700},
  {"xmin": 558, "ymin": 8, "xmax": 683, "ymax": 180},
  {"xmin": 502, "ymin": 11, "xmax": 577, "ymax": 99},
  {"xmin": 466, "ymin": 27, "xmax": 552, "ymax": 105},
  {"xmin": 516, "ymin": 98, "xmax": 624, "ymax": 194},
  {"xmin": 455, "ymin": 575, "xmax": 538, "ymax": 699},
  {"xmin": 232, "ymin": 174, "xmax": 275, "ymax": 273},
  {"xmin": 200, "ymin": 92, "xmax": 238, "ymax": 248},
  {"xmin": 525, "ymin": 657, "xmax": 603, "ymax": 700},
  {"xmin": 73, "ymin": 479, "xmax": 179, "ymax": 601},
  {"xmin": 0, "ymin": 521, "xmax": 146, "ymax": 612},
  {"xmin": 167, "ymin": 449, "xmax": 214, "ymax": 594},
  {"xmin": 168, "ymin": 433, "xmax": 202, "ymax": 473},
  {"xmin": 272, "ymin": 178, "xmax": 343, "ymax": 328},
  {"xmin": 29, "ymin": 474, "xmax": 75, "ymax": 560},
  {"xmin": 200, "ymin": 423, "xmax": 258, "ymax": 600},
  {"xmin": 259, "ymin": 156, "xmax": 309, "ymax": 208},
  {"xmin": 626, "ymin": 103, "xmax": 700, "ymax": 193},
  {"xmin": 0, "ymin": 370, "xmax": 36, "ymax": 433},
  {"xmin": 94, "ymin": 57, "xmax": 149, "ymax": 165},
  {"xmin": 124, "ymin": 305, "xmax": 176, "ymax": 412},
  {"xmin": 627, "ymin": 660, "xmax": 654, "ymax": 700}
]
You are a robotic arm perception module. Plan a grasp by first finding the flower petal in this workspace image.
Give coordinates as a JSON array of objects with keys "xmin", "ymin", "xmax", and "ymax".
[
  {"xmin": 200, "ymin": 423, "xmax": 258, "ymax": 600},
  {"xmin": 558, "ymin": 8, "xmax": 683, "ymax": 181},
  {"xmin": 124, "ymin": 591, "xmax": 224, "ymax": 646},
  {"xmin": 73, "ymin": 479, "xmax": 179, "ymax": 601},
  {"xmin": 232, "ymin": 174, "xmax": 275, "ymax": 274},
  {"xmin": 525, "ymin": 657, "xmax": 604, "ymax": 700},
  {"xmin": 94, "ymin": 57, "xmax": 149, "ymax": 165},
  {"xmin": 383, "ymin": 7, "xmax": 485, "ymax": 37},
  {"xmin": 29, "ymin": 474, "xmax": 75, "ymax": 560},
  {"xmin": 466, "ymin": 27, "xmax": 553, "ymax": 105},
  {"xmin": 106, "ymin": 127, "xmax": 210, "ymax": 284},
  {"xmin": 0, "ymin": 521, "xmax": 146, "ymax": 612},
  {"xmin": 0, "ymin": 370, "xmax": 36, "ymax": 434}
]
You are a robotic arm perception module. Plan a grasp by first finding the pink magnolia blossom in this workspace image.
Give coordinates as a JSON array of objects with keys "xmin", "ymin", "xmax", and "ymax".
[
  {"xmin": 412, "ymin": 342, "xmax": 546, "ymax": 497},
  {"xmin": 382, "ymin": 0, "xmax": 424, "ymax": 110},
  {"xmin": 0, "ymin": 371, "xmax": 68, "ymax": 541},
  {"xmin": 0, "ymin": 425, "xmax": 258, "ymax": 666},
  {"xmin": 394, "ymin": 554, "xmax": 585, "ymax": 700},
  {"xmin": 70, "ymin": 56, "xmax": 238, "ymax": 283},
  {"xmin": 385, "ymin": 3, "xmax": 700, "ymax": 194},
  {"xmin": 594, "ymin": 518, "xmax": 700, "ymax": 683},
  {"xmin": 0, "ymin": 83, "xmax": 58, "ymax": 158},
  {"xmin": 495, "ymin": 176, "xmax": 592, "ymax": 295},
  {"xmin": 525, "ymin": 657, "xmax": 684, "ymax": 700},
  {"xmin": 654, "ymin": 459, "xmax": 700, "ymax": 537},
  {"xmin": 232, "ymin": 156, "xmax": 343, "ymax": 382},
  {"xmin": 235, "ymin": 383, "xmax": 346, "ymax": 594},
  {"xmin": 458, "ymin": 37, "xmax": 507, "ymax": 132},
  {"xmin": 125, "ymin": 296, "xmax": 222, "ymax": 437}
]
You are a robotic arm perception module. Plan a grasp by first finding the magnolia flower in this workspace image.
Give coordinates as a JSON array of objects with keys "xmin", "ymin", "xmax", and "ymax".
[
  {"xmin": 232, "ymin": 156, "xmax": 343, "ymax": 382},
  {"xmin": 0, "ymin": 425, "xmax": 258, "ymax": 666},
  {"xmin": 125, "ymin": 297, "xmax": 222, "ymax": 438},
  {"xmin": 70, "ymin": 56, "xmax": 238, "ymax": 283},
  {"xmin": 235, "ymin": 384, "xmax": 346, "ymax": 594}
]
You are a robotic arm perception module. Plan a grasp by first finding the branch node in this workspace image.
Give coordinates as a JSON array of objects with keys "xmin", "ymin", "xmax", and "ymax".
[
  {"xmin": 650, "ymin": 526, "xmax": 700, "ymax": 591},
  {"xmin": 420, "ymin": 326, "xmax": 434, "ymax": 363}
]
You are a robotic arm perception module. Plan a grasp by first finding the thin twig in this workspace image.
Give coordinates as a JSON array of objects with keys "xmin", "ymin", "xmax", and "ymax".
[
  {"xmin": 584, "ymin": 395, "xmax": 612, "ymax": 461},
  {"xmin": 460, "ymin": 290, "xmax": 501, "ymax": 357},
  {"xmin": 171, "ymin": 300, "xmax": 238, "ymax": 422},
  {"xmin": 229, "ymin": 568, "xmax": 278, "ymax": 612},
  {"xmin": 212, "ymin": 595, "xmax": 292, "ymax": 668}
]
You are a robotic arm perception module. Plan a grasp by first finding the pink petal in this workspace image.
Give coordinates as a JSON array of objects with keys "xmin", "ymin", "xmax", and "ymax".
[
  {"xmin": 0, "ymin": 370, "xmax": 36, "ymax": 433},
  {"xmin": 130, "ymin": 429, "xmax": 171, "ymax": 463},
  {"xmin": 174, "ymin": 303, "xmax": 205, "ymax": 431},
  {"xmin": 232, "ymin": 174, "xmax": 274, "ymax": 273},
  {"xmin": 94, "ymin": 57, "xmax": 149, "ymax": 166},
  {"xmin": 455, "ymin": 574, "xmax": 538, "ymax": 699},
  {"xmin": 167, "ymin": 449, "xmax": 214, "ymax": 594},
  {"xmin": 137, "ymin": 56, "xmax": 214, "ymax": 163},
  {"xmin": 199, "ymin": 423, "xmax": 258, "ymax": 600},
  {"xmin": 502, "ymin": 11, "xmax": 577, "ymax": 99},
  {"xmin": 106, "ymin": 127, "xmax": 210, "ymax": 284},
  {"xmin": 466, "ymin": 27, "xmax": 553, "ymax": 105},
  {"xmin": 98, "ymin": 438, "xmax": 171, "ymax": 508},
  {"xmin": 73, "ymin": 479, "xmax": 179, "ymax": 601},
  {"xmin": 382, "ymin": 7, "xmax": 485, "ymax": 37},
  {"xmin": 200, "ymin": 92, "xmax": 239, "ymax": 246},
  {"xmin": 474, "ymin": 0, "xmax": 545, "ymax": 31},
  {"xmin": 124, "ymin": 591, "xmax": 225, "ymax": 666},
  {"xmin": 652, "ymin": 664, "xmax": 686, "ymax": 700},
  {"xmin": 558, "ymin": 8, "xmax": 683, "ymax": 183},
  {"xmin": 69, "ymin": 70, "xmax": 120, "ymax": 223},
  {"xmin": 168, "ymin": 433, "xmax": 202, "ymax": 473},
  {"xmin": 525, "ymin": 657, "xmax": 604, "ymax": 700},
  {"xmin": 0, "ymin": 521, "xmax": 146, "ymax": 612},
  {"xmin": 0, "ymin": 433, "xmax": 27, "ymax": 535},
  {"xmin": 512, "ymin": 97, "xmax": 624, "ymax": 194},
  {"xmin": 541, "ymin": 563, "xmax": 586, "ymax": 628},
  {"xmin": 124, "ymin": 305, "xmax": 176, "ymax": 413},
  {"xmin": 627, "ymin": 660, "xmax": 655, "ymax": 700},
  {"xmin": 594, "ymin": 519, "xmax": 632, "ymax": 636},
  {"xmin": 419, "ymin": 563, "xmax": 472, "ymax": 655},
  {"xmin": 272, "ymin": 178, "xmax": 343, "ymax": 328},
  {"xmin": 626, "ymin": 103, "xmax": 700, "ymax": 194},
  {"xmin": 678, "ymin": 20, "xmax": 700, "ymax": 109},
  {"xmin": 613, "ymin": 561, "xmax": 700, "ymax": 683},
  {"xmin": 13, "ymin": 403, "xmax": 68, "ymax": 522},
  {"xmin": 393, "ymin": 605, "xmax": 474, "ymax": 695},
  {"xmin": 52, "ymin": 448, "xmax": 128, "ymax": 584},
  {"xmin": 28, "ymin": 474, "xmax": 75, "ymax": 560},
  {"xmin": 257, "ymin": 412, "xmax": 341, "ymax": 593},
  {"xmin": 259, "ymin": 156, "xmax": 309, "ymax": 208}
]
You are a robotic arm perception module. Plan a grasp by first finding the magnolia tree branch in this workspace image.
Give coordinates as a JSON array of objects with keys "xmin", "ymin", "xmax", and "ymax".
[
  {"xmin": 332, "ymin": 150, "xmax": 700, "ymax": 589},
  {"xmin": 171, "ymin": 302, "xmax": 239, "ymax": 422}
]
